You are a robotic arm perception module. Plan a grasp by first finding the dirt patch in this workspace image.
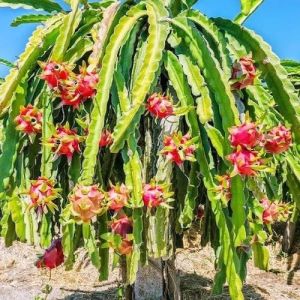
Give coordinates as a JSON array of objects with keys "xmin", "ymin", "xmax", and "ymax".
[{"xmin": 0, "ymin": 238, "xmax": 299, "ymax": 299}]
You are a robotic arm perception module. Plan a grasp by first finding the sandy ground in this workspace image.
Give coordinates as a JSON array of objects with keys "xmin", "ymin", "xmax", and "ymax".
[{"xmin": 0, "ymin": 238, "xmax": 299, "ymax": 300}]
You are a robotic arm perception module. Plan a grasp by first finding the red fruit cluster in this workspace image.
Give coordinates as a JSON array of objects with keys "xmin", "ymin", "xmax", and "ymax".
[
  {"xmin": 110, "ymin": 215, "xmax": 133, "ymax": 255},
  {"xmin": 15, "ymin": 105, "xmax": 42, "ymax": 137},
  {"xmin": 161, "ymin": 132, "xmax": 197, "ymax": 165},
  {"xmin": 36, "ymin": 239, "xmax": 64, "ymax": 269},
  {"xmin": 146, "ymin": 93, "xmax": 174, "ymax": 119},
  {"xmin": 46, "ymin": 126, "xmax": 82, "ymax": 162},
  {"xmin": 40, "ymin": 61, "xmax": 98, "ymax": 109},
  {"xmin": 227, "ymin": 122, "xmax": 292, "ymax": 176},
  {"xmin": 231, "ymin": 55, "xmax": 256, "ymax": 90}
]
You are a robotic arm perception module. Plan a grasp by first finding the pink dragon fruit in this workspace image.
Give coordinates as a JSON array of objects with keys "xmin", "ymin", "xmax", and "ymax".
[
  {"xmin": 69, "ymin": 184, "xmax": 106, "ymax": 223},
  {"xmin": 111, "ymin": 215, "xmax": 133, "ymax": 238},
  {"xmin": 99, "ymin": 129, "xmax": 113, "ymax": 148},
  {"xmin": 161, "ymin": 132, "xmax": 197, "ymax": 165},
  {"xmin": 46, "ymin": 126, "xmax": 82, "ymax": 162},
  {"xmin": 15, "ymin": 105, "xmax": 42, "ymax": 136},
  {"xmin": 108, "ymin": 183, "xmax": 130, "ymax": 212},
  {"xmin": 146, "ymin": 93, "xmax": 174, "ymax": 119},
  {"xmin": 59, "ymin": 80, "xmax": 85, "ymax": 109},
  {"xmin": 261, "ymin": 198, "xmax": 279, "ymax": 225},
  {"xmin": 264, "ymin": 125, "xmax": 292, "ymax": 154},
  {"xmin": 39, "ymin": 61, "xmax": 70, "ymax": 89},
  {"xmin": 36, "ymin": 238, "xmax": 64, "ymax": 270},
  {"xmin": 228, "ymin": 147, "xmax": 262, "ymax": 176},
  {"xmin": 76, "ymin": 67, "xmax": 98, "ymax": 99},
  {"xmin": 28, "ymin": 177, "xmax": 60, "ymax": 211},
  {"xmin": 231, "ymin": 55, "xmax": 256, "ymax": 90},
  {"xmin": 229, "ymin": 122, "xmax": 261, "ymax": 148}
]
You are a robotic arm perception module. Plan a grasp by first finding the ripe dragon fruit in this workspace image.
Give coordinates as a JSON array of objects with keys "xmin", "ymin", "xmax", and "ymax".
[
  {"xmin": 46, "ymin": 126, "xmax": 82, "ymax": 162},
  {"xmin": 143, "ymin": 183, "xmax": 165, "ymax": 208},
  {"xmin": 146, "ymin": 93, "xmax": 174, "ymax": 119},
  {"xmin": 143, "ymin": 180, "xmax": 172, "ymax": 208},
  {"xmin": 99, "ymin": 129, "xmax": 113, "ymax": 147},
  {"xmin": 15, "ymin": 105, "xmax": 42, "ymax": 136},
  {"xmin": 118, "ymin": 239, "xmax": 133, "ymax": 255},
  {"xmin": 111, "ymin": 215, "xmax": 133, "ymax": 238},
  {"xmin": 76, "ymin": 67, "xmax": 99, "ymax": 99},
  {"xmin": 215, "ymin": 174, "xmax": 232, "ymax": 202},
  {"xmin": 228, "ymin": 146, "xmax": 262, "ymax": 176},
  {"xmin": 229, "ymin": 122, "xmax": 261, "ymax": 148},
  {"xmin": 231, "ymin": 55, "xmax": 256, "ymax": 90},
  {"xmin": 28, "ymin": 177, "xmax": 60, "ymax": 212},
  {"xmin": 59, "ymin": 79, "xmax": 85, "ymax": 109},
  {"xmin": 39, "ymin": 61, "xmax": 70, "ymax": 89},
  {"xmin": 261, "ymin": 198, "xmax": 279, "ymax": 225},
  {"xmin": 108, "ymin": 183, "xmax": 130, "ymax": 212},
  {"xmin": 263, "ymin": 125, "xmax": 292, "ymax": 154},
  {"xmin": 35, "ymin": 238, "xmax": 64, "ymax": 269},
  {"xmin": 69, "ymin": 184, "xmax": 106, "ymax": 223},
  {"xmin": 161, "ymin": 132, "xmax": 197, "ymax": 165}
]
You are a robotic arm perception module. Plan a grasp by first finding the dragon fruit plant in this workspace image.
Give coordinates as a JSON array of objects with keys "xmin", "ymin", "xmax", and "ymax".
[{"xmin": 0, "ymin": 0, "xmax": 299, "ymax": 299}]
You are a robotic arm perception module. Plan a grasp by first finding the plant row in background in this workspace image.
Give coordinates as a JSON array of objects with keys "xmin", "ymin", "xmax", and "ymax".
[{"xmin": 0, "ymin": 0, "xmax": 299, "ymax": 299}]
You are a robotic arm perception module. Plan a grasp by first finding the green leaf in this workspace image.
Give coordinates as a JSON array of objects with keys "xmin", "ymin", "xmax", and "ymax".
[
  {"xmin": 0, "ymin": 14, "xmax": 62, "ymax": 117},
  {"xmin": 80, "ymin": 3, "xmax": 147, "ymax": 184},
  {"xmin": 214, "ymin": 18, "xmax": 300, "ymax": 146},
  {"xmin": 51, "ymin": 0, "xmax": 82, "ymax": 62},
  {"xmin": 0, "ymin": 0, "xmax": 63, "ymax": 12},
  {"xmin": 11, "ymin": 14, "xmax": 51, "ymax": 27},
  {"xmin": 0, "ymin": 81, "xmax": 26, "ymax": 196},
  {"xmin": 8, "ymin": 195, "xmax": 26, "ymax": 242},
  {"xmin": 235, "ymin": 0, "xmax": 264, "ymax": 24},
  {"xmin": 0, "ymin": 58, "xmax": 14, "ymax": 68},
  {"xmin": 252, "ymin": 243, "xmax": 269, "ymax": 271},
  {"xmin": 205, "ymin": 124, "xmax": 225, "ymax": 158},
  {"xmin": 110, "ymin": 0, "xmax": 170, "ymax": 153}
]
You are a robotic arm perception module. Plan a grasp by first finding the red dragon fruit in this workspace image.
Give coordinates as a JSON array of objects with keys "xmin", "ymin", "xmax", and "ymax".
[
  {"xmin": 76, "ymin": 67, "xmax": 99, "ymax": 99},
  {"xmin": 36, "ymin": 238, "xmax": 64, "ymax": 269},
  {"xmin": 215, "ymin": 174, "xmax": 232, "ymax": 202},
  {"xmin": 46, "ymin": 126, "xmax": 82, "ymax": 162},
  {"xmin": 261, "ymin": 198, "xmax": 279, "ymax": 225},
  {"xmin": 229, "ymin": 122, "xmax": 261, "ymax": 148},
  {"xmin": 69, "ymin": 184, "xmax": 106, "ymax": 223},
  {"xmin": 111, "ymin": 215, "xmax": 133, "ymax": 238},
  {"xmin": 146, "ymin": 93, "xmax": 174, "ymax": 119},
  {"xmin": 143, "ymin": 180, "xmax": 172, "ymax": 208},
  {"xmin": 118, "ymin": 239, "xmax": 133, "ymax": 256},
  {"xmin": 15, "ymin": 105, "xmax": 42, "ymax": 136},
  {"xmin": 99, "ymin": 129, "xmax": 113, "ymax": 147},
  {"xmin": 228, "ymin": 146, "xmax": 262, "ymax": 176},
  {"xmin": 263, "ymin": 125, "xmax": 292, "ymax": 154},
  {"xmin": 108, "ymin": 183, "xmax": 130, "ymax": 212},
  {"xmin": 28, "ymin": 177, "xmax": 60, "ymax": 212},
  {"xmin": 59, "ymin": 81, "xmax": 85, "ymax": 109},
  {"xmin": 161, "ymin": 132, "xmax": 197, "ymax": 165},
  {"xmin": 231, "ymin": 55, "xmax": 256, "ymax": 90},
  {"xmin": 39, "ymin": 61, "xmax": 71, "ymax": 89}
]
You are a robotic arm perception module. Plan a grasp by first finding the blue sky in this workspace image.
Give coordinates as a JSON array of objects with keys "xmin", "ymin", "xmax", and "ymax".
[{"xmin": 0, "ymin": 0, "xmax": 300, "ymax": 77}]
